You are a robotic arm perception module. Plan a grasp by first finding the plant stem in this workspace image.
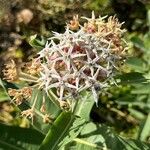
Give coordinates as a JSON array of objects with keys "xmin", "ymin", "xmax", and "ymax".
[
  {"xmin": 47, "ymin": 90, "xmax": 60, "ymax": 108},
  {"xmin": 72, "ymin": 98, "xmax": 79, "ymax": 114},
  {"xmin": 73, "ymin": 138, "xmax": 107, "ymax": 150},
  {"xmin": 20, "ymin": 72, "xmax": 38, "ymax": 80}
]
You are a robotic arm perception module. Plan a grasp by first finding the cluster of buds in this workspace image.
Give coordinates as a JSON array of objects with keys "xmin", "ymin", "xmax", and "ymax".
[
  {"xmin": 2, "ymin": 60, "xmax": 19, "ymax": 82},
  {"xmin": 3, "ymin": 12, "xmax": 128, "ymax": 122},
  {"xmin": 8, "ymin": 87, "xmax": 32, "ymax": 105}
]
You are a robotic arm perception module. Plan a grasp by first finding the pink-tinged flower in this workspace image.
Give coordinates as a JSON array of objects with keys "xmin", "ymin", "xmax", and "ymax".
[{"xmin": 37, "ymin": 12, "xmax": 128, "ymax": 104}]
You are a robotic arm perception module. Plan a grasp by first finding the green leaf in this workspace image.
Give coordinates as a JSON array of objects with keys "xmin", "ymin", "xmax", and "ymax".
[
  {"xmin": 115, "ymin": 96, "xmax": 150, "ymax": 110},
  {"xmin": 74, "ymin": 91, "xmax": 95, "ymax": 121},
  {"xmin": 138, "ymin": 113, "xmax": 150, "ymax": 141},
  {"xmin": 126, "ymin": 57, "xmax": 146, "ymax": 72},
  {"xmin": 1, "ymin": 79, "xmax": 68, "ymax": 149},
  {"xmin": 0, "ymin": 80, "xmax": 61, "ymax": 135},
  {"xmin": 39, "ymin": 112, "xmax": 73, "ymax": 150},
  {"xmin": 147, "ymin": 9, "xmax": 150, "ymax": 29},
  {"xmin": 74, "ymin": 122, "xmax": 106, "ymax": 150},
  {"xmin": 131, "ymin": 83, "xmax": 150, "ymax": 94},
  {"xmin": 0, "ymin": 79, "xmax": 11, "ymax": 102},
  {"xmin": 29, "ymin": 35, "xmax": 46, "ymax": 50},
  {"xmin": 115, "ymin": 95, "xmax": 135, "ymax": 104},
  {"xmin": 39, "ymin": 112, "xmax": 85, "ymax": 150},
  {"xmin": 58, "ymin": 117, "xmax": 85, "ymax": 149},
  {"xmin": 0, "ymin": 123, "xmax": 44, "ymax": 150},
  {"xmin": 21, "ymin": 88, "xmax": 61, "ymax": 135},
  {"xmin": 0, "ymin": 79, "xmax": 61, "ymax": 134},
  {"xmin": 69, "ymin": 122, "xmax": 150, "ymax": 150},
  {"xmin": 128, "ymin": 108, "xmax": 145, "ymax": 120},
  {"xmin": 117, "ymin": 72, "xmax": 147, "ymax": 84},
  {"xmin": 38, "ymin": 91, "xmax": 94, "ymax": 150},
  {"xmin": 0, "ymin": 89, "xmax": 9, "ymax": 102},
  {"xmin": 131, "ymin": 36, "xmax": 146, "ymax": 51}
]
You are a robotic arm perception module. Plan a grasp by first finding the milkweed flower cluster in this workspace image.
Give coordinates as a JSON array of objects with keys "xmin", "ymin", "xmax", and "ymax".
[
  {"xmin": 37, "ymin": 12, "xmax": 127, "ymax": 103},
  {"xmin": 3, "ymin": 12, "xmax": 128, "ymax": 122}
]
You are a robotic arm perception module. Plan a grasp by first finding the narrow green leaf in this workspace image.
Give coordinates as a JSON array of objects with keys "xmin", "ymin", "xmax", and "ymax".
[
  {"xmin": 138, "ymin": 113, "xmax": 150, "ymax": 141},
  {"xmin": 39, "ymin": 112, "xmax": 73, "ymax": 150},
  {"xmin": 147, "ymin": 9, "xmax": 150, "ymax": 29},
  {"xmin": 74, "ymin": 91, "xmax": 94, "ymax": 121},
  {"xmin": 0, "ymin": 89, "xmax": 9, "ymax": 102},
  {"xmin": 0, "ymin": 123, "xmax": 44, "ymax": 150},
  {"xmin": 128, "ymin": 108, "xmax": 145, "ymax": 120},
  {"xmin": 70, "ymin": 122, "xmax": 150, "ymax": 150},
  {"xmin": 117, "ymin": 72, "xmax": 147, "ymax": 84},
  {"xmin": 131, "ymin": 37, "xmax": 146, "ymax": 51},
  {"xmin": 29, "ymin": 35, "xmax": 46, "ymax": 50},
  {"xmin": 21, "ymin": 88, "xmax": 61, "ymax": 135},
  {"xmin": 131, "ymin": 83, "xmax": 150, "ymax": 94},
  {"xmin": 116, "ymin": 98, "xmax": 150, "ymax": 109},
  {"xmin": 0, "ymin": 80, "xmax": 61, "ymax": 134},
  {"xmin": 126, "ymin": 57, "xmax": 146, "ymax": 72},
  {"xmin": 0, "ymin": 79, "xmax": 11, "ymax": 101},
  {"xmin": 58, "ymin": 117, "xmax": 85, "ymax": 149}
]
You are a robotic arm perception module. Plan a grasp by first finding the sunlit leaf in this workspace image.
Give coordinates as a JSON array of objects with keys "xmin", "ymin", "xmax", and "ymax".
[
  {"xmin": 117, "ymin": 72, "xmax": 147, "ymax": 84},
  {"xmin": 20, "ymin": 88, "xmax": 61, "ymax": 134},
  {"xmin": 128, "ymin": 108, "xmax": 145, "ymax": 120},
  {"xmin": 39, "ymin": 112, "xmax": 85, "ymax": 150},
  {"xmin": 68, "ymin": 122, "xmax": 150, "ymax": 150},
  {"xmin": 74, "ymin": 91, "xmax": 95, "ymax": 121},
  {"xmin": 0, "ymin": 80, "xmax": 61, "ymax": 134},
  {"xmin": 126, "ymin": 57, "xmax": 146, "ymax": 72},
  {"xmin": 131, "ymin": 83, "xmax": 150, "ymax": 94},
  {"xmin": 138, "ymin": 113, "xmax": 150, "ymax": 141},
  {"xmin": 29, "ymin": 35, "xmax": 46, "ymax": 50},
  {"xmin": 0, "ymin": 79, "xmax": 11, "ymax": 101},
  {"xmin": 131, "ymin": 37, "xmax": 146, "ymax": 51}
]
